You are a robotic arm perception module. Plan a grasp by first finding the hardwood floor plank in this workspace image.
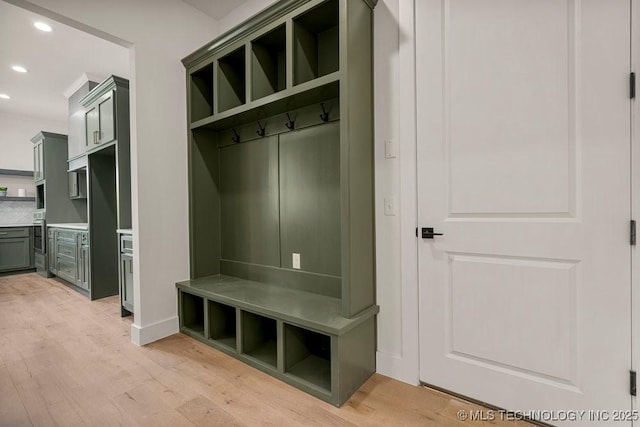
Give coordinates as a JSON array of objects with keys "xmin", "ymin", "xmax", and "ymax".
[{"xmin": 0, "ymin": 273, "xmax": 533, "ymax": 427}]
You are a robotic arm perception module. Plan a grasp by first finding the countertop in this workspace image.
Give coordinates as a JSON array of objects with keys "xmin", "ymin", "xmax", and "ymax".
[
  {"xmin": 0, "ymin": 224, "xmax": 34, "ymax": 228},
  {"xmin": 47, "ymin": 223, "xmax": 89, "ymax": 231},
  {"xmin": 116, "ymin": 229, "xmax": 132, "ymax": 235}
]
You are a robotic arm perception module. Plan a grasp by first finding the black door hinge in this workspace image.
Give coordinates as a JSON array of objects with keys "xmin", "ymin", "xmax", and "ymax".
[
  {"xmin": 631, "ymin": 220, "xmax": 637, "ymax": 246},
  {"xmin": 631, "ymin": 73, "xmax": 636, "ymax": 99},
  {"xmin": 631, "ymin": 370, "xmax": 637, "ymax": 396}
]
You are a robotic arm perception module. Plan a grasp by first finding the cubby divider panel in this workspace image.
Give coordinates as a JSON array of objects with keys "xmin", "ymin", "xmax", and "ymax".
[
  {"xmin": 218, "ymin": 46, "xmax": 247, "ymax": 112},
  {"xmin": 181, "ymin": 292, "xmax": 205, "ymax": 336},
  {"xmin": 208, "ymin": 300, "xmax": 237, "ymax": 350},
  {"xmin": 241, "ymin": 311, "xmax": 278, "ymax": 368},
  {"xmin": 293, "ymin": 0, "xmax": 339, "ymax": 85},
  {"xmin": 284, "ymin": 323, "xmax": 331, "ymax": 392},
  {"xmin": 190, "ymin": 63, "xmax": 214, "ymax": 122},
  {"xmin": 252, "ymin": 24, "xmax": 287, "ymax": 100}
]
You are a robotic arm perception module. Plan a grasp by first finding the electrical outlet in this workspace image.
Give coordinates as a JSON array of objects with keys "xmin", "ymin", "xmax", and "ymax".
[
  {"xmin": 384, "ymin": 196, "xmax": 396, "ymax": 216},
  {"xmin": 292, "ymin": 253, "xmax": 301, "ymax": 269}
]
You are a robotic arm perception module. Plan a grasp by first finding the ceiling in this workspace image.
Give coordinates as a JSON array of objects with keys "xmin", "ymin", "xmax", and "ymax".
[
  {"xmin": 0, "ymin": 1, "xmax": 129, "ymax": 123},
  {"xmin": 181, "ymin": 0, "xmax": 247, "ymax": 20}
]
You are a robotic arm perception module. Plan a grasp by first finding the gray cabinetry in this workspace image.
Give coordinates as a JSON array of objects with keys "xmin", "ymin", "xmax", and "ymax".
[
  {"xmin": 80, "ymin": 76, "xmax": 131, "ymax": 303},
  {"xmin": 118, "ymin": 232, "xmax": 133, "ymax": 316},
  {"xmin": 68, "ymin": 170, "xmax": 87, "ymax": 199},
  {"xmin": 48, "ymin": 228, "xmax": 56, "ymax": 275},
  {"xmin": 85, "ymin": 91, "xmax": 115, "ymax": 149},
  {"xmin": 33, "ymin": 141, "xmax": 44, "ymax": 182},
  {"xmin": 47, "ymin": 226, "xmax": 90, "ymax": 293},
  {"xmin": 180, "ymin": 0, "xmax": 377, "ymax": 407},
  {"xmin": 0, "ymin": 227, "xmax": 34, "ymax": 272},
  {"xmin": 79, "ymin": 234, "xmax": 90, "ymax": 291}
]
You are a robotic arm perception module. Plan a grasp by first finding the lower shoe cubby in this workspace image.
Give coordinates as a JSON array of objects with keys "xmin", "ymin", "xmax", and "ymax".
[
  {"xmin": 284, "ymin": 324, "xmax": 331, "ymax": 393},
  {"xmin": 176, "ymin": 279, "xmax": 378, "ymax": 406},
  {"xmin": 180, "ymin": 292, "xmax": 205, "ymax": 337},
  {"xmin": 240, "ymin": 310, "xmax": 278, "ymax": 368},
  {"xmin": 208, "ymin": 300, "xmax": 237, "ymax": 351}
]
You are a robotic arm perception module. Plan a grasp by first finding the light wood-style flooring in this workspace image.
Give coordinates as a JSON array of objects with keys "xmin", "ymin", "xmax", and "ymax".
[{"xmin": 0, "ymin": 273, "xmax": 531, "ymax": 426}]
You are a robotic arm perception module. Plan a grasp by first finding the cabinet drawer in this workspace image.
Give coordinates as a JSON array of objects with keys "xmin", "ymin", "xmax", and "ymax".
[
  {"xmin": 120, "ymin": 235, "xmax": 133, "ymax": 254},
  {"xmin": 57, "ymin": 257, "xmax": 77, "ymax": 283},
  {"xmin": 56, "ymin": 241, "xmax": 76, "ymax": 259},
  {"xmin": 0, "ymin": 227, "xmax": 30, "ymax": 239},
  {"xmin": 56, "ymin": 230, "xmax": 77, "ymax": 243}
]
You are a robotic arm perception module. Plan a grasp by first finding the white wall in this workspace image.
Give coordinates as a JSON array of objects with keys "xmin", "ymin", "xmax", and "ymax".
[
  {"xmin": 6, "ymin": 0, "xmax": 220, "ymax": 344},
  {"xmin": 0, "ymin": 111, "xmax": 67, "ymax": 170}
]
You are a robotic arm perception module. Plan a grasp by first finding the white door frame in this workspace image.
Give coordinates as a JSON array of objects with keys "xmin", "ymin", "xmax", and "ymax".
[
  {"xmin": 394, "ymin": 0, "xmax": 420, "ymax": 385},
  {"xmin": 632, "ymin": 0, "xmax": 639, "ymax": 411},
  {"xmin": 397, "ymin": 0, "xmax": 640, "ymax": 399}
]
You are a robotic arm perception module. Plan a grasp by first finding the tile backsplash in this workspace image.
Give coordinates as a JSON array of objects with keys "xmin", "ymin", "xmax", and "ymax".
[{"xmin": 0, "ymin": 201, "xmax": 36, "ymax": 224}]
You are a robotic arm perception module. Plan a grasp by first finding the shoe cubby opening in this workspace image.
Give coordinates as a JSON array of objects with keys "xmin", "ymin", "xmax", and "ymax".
[
  {"xmin": 293, "ymin": 0, "xmax": 339, "ymax": 85},
  {"xmin": 284, "ymin": 324, "xmax": 331, "ymax": 392},
  {"xmin": 208, "ymin": 300, "xmax": 237, "ymax": 350},
  {"xmin": 181, "ymin": 292, "xmax": 205, "ymax": 336},
  {"xmin": 190, "ymin": 63, "xmax": 214, "ymax": 122},
  {"xmin": 251, "ymin": 24, "xmax": 287, "ymax": 101},
  {"xmin": 241, "ymin": 311, "xmax": 278, "ymax": 368},
  {"xmin": 218, "ymin": 46, "xmax": 247, "ymax": 112}
]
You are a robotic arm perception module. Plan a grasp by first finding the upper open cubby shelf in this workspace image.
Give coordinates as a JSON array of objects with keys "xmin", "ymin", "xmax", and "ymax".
[
  {"xmin": 190, "ymin": 63, "xmax": 214, "ymax": 122},
  {"xmin": 218, "ymin": 46, "xmax": 247, "ymax": 113},
  {"xmin": 252, "ymin": 24, "xmax": 287, "ymax": 101},
  {"xmin": 186, "ymin": 0, "xmax": 344, "ymax": 128},
  {"xmin": 293, "ymin": 0, "xmax": 339, "ymax": 85}
]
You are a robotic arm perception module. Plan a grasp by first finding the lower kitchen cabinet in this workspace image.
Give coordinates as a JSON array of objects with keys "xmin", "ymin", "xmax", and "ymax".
[
  {"xmin": 47, "ymin": 226, "xmax": 89, "ymax": 292},
  {"xmin": 0, "ymin": 227, "xmax": 34, "ymax": 273},
  {"xmin": 118, "ymin": 231, "xmax": 133, "ymax": 316}
]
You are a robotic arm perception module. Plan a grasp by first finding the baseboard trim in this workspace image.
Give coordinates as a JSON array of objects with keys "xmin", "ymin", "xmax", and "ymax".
[
  {"xmin": 130, "ymin": 316, "xmax": 179, "ymax": 346},
  {"xmin": 376, "ymin": 350, "xmax": 419, "ymax": 386}
]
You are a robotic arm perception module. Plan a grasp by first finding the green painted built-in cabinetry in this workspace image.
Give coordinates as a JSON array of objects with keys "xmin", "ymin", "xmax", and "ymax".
[
  {"xmin": 177, "ymin": 0, "xmax": 377, "ymax": 406},
  {"xmin": 47, "ymin": 225, "xmax": 90, "ymax": 293},
  {"xmin": 118, "ymin": 230, "xmax": 134, "ymax": 316},
  {"xmin": 79, "ymin": 76, "xmax": 131, "ymax": 302},
  {"xmin": 0, "ymin": 227, "xmax": 34, "ymax": 273}
]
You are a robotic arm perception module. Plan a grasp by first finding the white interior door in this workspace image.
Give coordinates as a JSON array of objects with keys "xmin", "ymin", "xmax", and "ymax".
[{"xmin": 416, "ymin": 1, "xmax": 632, "ymax": 424}]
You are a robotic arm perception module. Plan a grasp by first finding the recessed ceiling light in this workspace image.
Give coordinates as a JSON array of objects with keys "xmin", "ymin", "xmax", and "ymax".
[
  {"xmin": 0, "ymin": 94, "xmax": 11, "ymax": 100},
  {"xmin": 11, "ymin": 65, "xmax": 28, "ymax": 73},
  {"xmin": 34, "ymin": 22, "xmax": 52, "ymax": 32}
]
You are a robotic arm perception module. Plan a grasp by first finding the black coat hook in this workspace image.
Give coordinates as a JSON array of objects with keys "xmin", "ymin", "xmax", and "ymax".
[
  {"xmin": 231, "ymin": 129, "xmax": 240, "ymax": 143},
  {"xmin": 320, "ymin": 103, "xmax": 329, "ymax": 122},
  {"xmin": 285, "ymin": 113, "xmax": 295, "ymax": 130},
  {"xmin": 256, "ymin": 121, "xmax": 266, "ymax": 137}
]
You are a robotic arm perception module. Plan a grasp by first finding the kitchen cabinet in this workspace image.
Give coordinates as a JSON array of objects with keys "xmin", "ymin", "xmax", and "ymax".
[
  {"xmin": 33, "ymin": 140, "xmax": 44, "ymax": 182},
  {"xmin": 118, "ymin": 231, "xmax": 133, "ymax": 316},
  {"xmin": 85, "ymin": 91, "xmax": 115, "ymax": 150},
  {"xmin": 30, "ymin": 132, "xmax": 85, "ymax": 223},
  {"xmin": 47, "ymin": 226, "xmax": 90, "ymax": 293},
  {"xmin": 0, "ymin": 227, "xmax": 34, "ymax": 272},
  {"xmin": 48, "ymin": 228, "xmax": 56, "ymax": 275},
  {"xmin": 69, "ymin": 170, "xmax": 87, "ymax": 199},
  {"xmin": 179, "ymin": 0, "xmax": 377, "ymax": 407}
]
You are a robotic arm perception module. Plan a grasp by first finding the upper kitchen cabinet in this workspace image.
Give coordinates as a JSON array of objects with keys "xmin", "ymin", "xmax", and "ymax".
[
  {"xmin": 80, "ymin": 76, "xmax": 128, "ymax": 154},
  {"xmin": 30, "ymin": 132, "xmax": 86, "ymax": 224},
  {"xmin": 67, "ymin": 79, "xmax": 98, "ymax": 169},
  {"xmin": 33, "ymin": 139, "xmax": 44, "ymax": 183}
]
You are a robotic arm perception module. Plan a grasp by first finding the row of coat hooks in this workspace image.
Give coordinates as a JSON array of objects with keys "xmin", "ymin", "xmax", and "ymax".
[{"xmin": 230, "ymin": 103, "xmax": 331, "ymax": 144}]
